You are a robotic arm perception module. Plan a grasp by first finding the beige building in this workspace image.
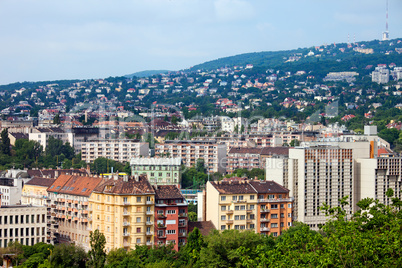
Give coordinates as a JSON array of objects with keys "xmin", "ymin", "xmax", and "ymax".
[
  {"xmin": 155, "ymin": 141, "xmax": 226, "ymax": 174},
  {"xmin": 21, "ymin": 177, "xmax": 55, "ymax": 206},
  {"xmin": 89, "ymin": 175, "xmax": 155, "ymax": 252},
  {"xmin": 81, "ymin": 139, "xmax": 149, "ymax": 163},
  {"xmin": 0, "ymin": 203, "xmax": 47, "ymax": 248},
  {"xmin": 28, "ymin": 127, "xmax": 74, "ymax": 150},
  {"xmin": 202, "ymin": 179, "xmax": 293, "ymax": 237},
  {"xmin": 47, "ymin": 174, "xmax": 103, "ymax": 249}
]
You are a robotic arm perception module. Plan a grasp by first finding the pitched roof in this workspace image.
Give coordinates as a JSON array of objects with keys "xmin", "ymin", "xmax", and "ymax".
[
  {"xmin": 228, "ymin": 147, "xmax": 290, "ymax": 156},
  {"xmin": 248, "ymin": 180, "xmax": 289, "ymax": 194},
  {"xmin": 26, "ymin": 177, "xmax": 56, "ymax": 187},
  {"xmin": 209, "ymin": 180, "xmax": 289, "ymax": 194},
  {"xmin": 188, "ymin": 221, "xmax": 216, "ymax": 236},
  {"xmin": 93, "ymin": 175, "xmax": 154, "ymax": 195},
  {"xmin": 153, "ymin": 185, "xmax": 184, "ymax": 200},
  {"xmin": 9, "ymin": 133, "xmax": 28, "ymax": 140},
  {"xmin": 47, "ymin": 174, "xmax": 103, "ymax": 197},
  {"xmin": 27, "ymin": 169, "xmax": 89, "ymax": 179}
]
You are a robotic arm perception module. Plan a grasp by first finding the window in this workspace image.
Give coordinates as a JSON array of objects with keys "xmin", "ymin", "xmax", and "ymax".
[
  {"xmin": 235, "ymin": 225, "xmax": 240, "ymax": 230},
  {"xmin": 280, "ymin": 213, "xmax": 284, "ymax": 218},
  {"xmin": 221, "ymin": 215, "xmax": 226, "ymax": 221},
  {"xmin": 288, "ymin": 213, "xmax": 292, "ymax": 218},
  {"xmin": 221, "ymin": 206, "xmax": 226, "ymax": 211},
  {"xmin": 250, "ymin": 195, "xmax": 255, "ymax": 200},
  {"xmin": 272, "ymin": 232, "xmax": 278, "ymax": 237},
  {"xmin": 137, "ymin": 197, "xmax": 141, "ymax": 203},
  {"xmin": 249, "ymin": 205, "xmax": 255, "ymax": 210},
  {"xmin": 240, "ymin": 215, "xmax": 245, "ymax": 220},
  {"xmin": 268, "ymin": 194, "xmax": 275, "ymax": 199},
  {"xmin": 166, "ymin": 230, "xmax": 176, "ymax": 234},
  {"xmin": 234, "ymin": 206, "xmax": 239, "ymax": 211},
  {"xmin": 136, "ymin": 238, "xmax": 141, "ymax": 244},
  {"xmin": 271, "ymin": 214, "xmax": 278, "ymax": 219},
  {"xmin": 240, "ymin": 225, "xmax": 245, "ymax": 230},
  {"xmin": 221, "ymin": 196, "xmax": 226, "ymax": 201},
  {"xmin": 238, "ymin": 195, "xmax": 244, "ymax": 201},
  {"xmin": 271, "ymin": 204, "xmax": 278, "ymax": 209},
  {"xmin": 221, "ymin": 225, "xmax": 226, "ymax": 230},
  {"xmin": 234, "ymin": 215, "xmax": 240, "ymax": 220},
  {"xmin": 232, "ymin": 196, "xmax": 237, "ymax": 201},
  {"xmin": 167, "ymin": 210, "xmax": 176, "ymax": 214},
  {"xmin": 136, "ymin": 217, "xmax": 141, "ymax": 223},
  {"xmin": 280, "ymin": 204, "xmax": 284, "ymax": 209},
  {"xmin": 271, "ymin": 223, "xmax": 278, "ymax": 228},
  {"xmin": 249, "ymin": 224, "xmax": 255, "ymax": 229},
  {"xmin": 280, "ymin": 222, "xmax": 284, "ymax": 227},
  {"xmin": 137, "ymin": 228, "xmax": 141, "ymax": 233},
  {"xmin": 288, "ymin": 204, "xmax": 292, "ymax": 208},
  {"xmin": 240, "ymin": 205, "xmax": 245, "ymax": 210}
]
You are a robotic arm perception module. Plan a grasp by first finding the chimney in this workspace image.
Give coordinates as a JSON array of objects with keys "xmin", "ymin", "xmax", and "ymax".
[{"xmin": 55, "ymin": 170, "xmax": 59, "ymax": 178}]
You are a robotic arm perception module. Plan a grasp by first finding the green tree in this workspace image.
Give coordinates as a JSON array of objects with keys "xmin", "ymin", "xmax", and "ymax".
[
  {"xmin": 45, "ymin": 136, "xmax": 63, "ymax": 158},
  {"xmin": 0, "ymin": 128, "xmax": 11, "ymax": 156},
  {"xmin": 53, "ymin": 113, "xmax": 61, "ymax": 124},
  {"xmin": 87, "ymin": 229, "xmax": 106, "ymax": 268},
  {"xmin": 49, "ymin": 243, "xmax": 87, "ymax": 268},
  {"xmin": 289, "ymin": 139, "xmax": 300, "ymax": 146}
]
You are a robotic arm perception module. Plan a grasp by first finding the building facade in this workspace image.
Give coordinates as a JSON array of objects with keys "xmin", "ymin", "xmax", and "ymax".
[
  {"xmin": 81, "ymin": 139, "xmax": 149, "ymax": 163},
  {"xmin": 21, "ymin": 177, "xmax": 55, "ymax": 207},
  {"xmin": 155, "ymin": 141, "xmax": 226, "ymax": 174},
  {"xmin": 203, "ymin": 180, "xmax": 293, "ymax": 237},
  {"xmin": 0, "ymin": 204, "xmax": 47, "ymax": 248},
  {"xmin": 47, "ymin": 174, "xmax": 103, "ymax": 249},
  {"xmin": 154, "ymin": 185, "xmax": 188, "ymax": 251},
  {"xmin": 130, "ymin": 157, "xmax": 182, "ymax": 187},
  {"xmin": 89, "ymin": 175, "xmax": 155, "ymax": 252}
]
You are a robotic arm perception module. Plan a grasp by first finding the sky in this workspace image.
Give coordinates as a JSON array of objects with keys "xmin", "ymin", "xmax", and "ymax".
[{"xmin": 0, "ymin": 0, "xmax": 401, "ymax": 85}]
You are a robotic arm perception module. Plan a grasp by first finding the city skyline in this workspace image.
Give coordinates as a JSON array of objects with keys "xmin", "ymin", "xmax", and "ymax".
[{"xmin": 1, "ymin": 0, "xmax": 401, "ymax": 85}]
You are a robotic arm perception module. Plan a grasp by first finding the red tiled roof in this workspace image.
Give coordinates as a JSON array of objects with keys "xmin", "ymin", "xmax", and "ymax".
[
  {"xmin": 209, "ymin": 180, "xmax": 289, "ymax": 194},
  {"xmin": 47, "ymin": 174, "xmax": 103, "ymax": 197}
]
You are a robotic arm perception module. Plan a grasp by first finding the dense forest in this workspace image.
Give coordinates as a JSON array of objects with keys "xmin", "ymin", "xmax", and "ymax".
[{"xmin": 2, "ymin": 190, "xmax": 401, "ymax": 267}]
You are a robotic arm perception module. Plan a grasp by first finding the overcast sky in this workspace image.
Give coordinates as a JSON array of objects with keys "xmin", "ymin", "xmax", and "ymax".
[{"xmin": 0, "ymin": 0, "xmax": 401, "ymax": 85}]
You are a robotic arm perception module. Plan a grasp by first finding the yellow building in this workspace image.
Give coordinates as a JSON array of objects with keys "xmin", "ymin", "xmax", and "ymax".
[
  {"xmin": 89, "ymin": 175, "xmax": 155, "ymax": 252},
  {"xmin": 21, "ymin": 177, "xmax": 55, "ymax": 207}
]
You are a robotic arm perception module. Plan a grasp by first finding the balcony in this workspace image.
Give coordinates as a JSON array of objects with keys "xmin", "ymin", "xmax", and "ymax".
[
  {"xmin": 146, "ymin": 231, "xmax": 153, "ymax": 236},
  {"xmin": 178, "ymin": 213, "xmax": 187, "ymax": 218},
  {"xmin": 157, "ymin": 224, "xmax": 166, "ymax": 229},
  {"xmin": 258, "ymin": 197, "xmax": 294, "ymax": 203},
  {"xmin": 246, "ymin": 210, "xmax": 252, "ymax": 213},
  {"xmin": 157, "ymin": 234, "xmax": 166, "ymax": 239},
  {"xmin": 260, "ymin": 227, "xmax": 270, "ymax": 232},
  {"xmin": 123, "ymin": 211, "xmax": 130, "ymax": 216},
  {"xmin": 146, "ymin": 211, "xmax": 153, "ymax": 215},
  {"xmin": 123, "ymin": 232, "xmax": 130, "ymax": 237},
  {"xmin": 178, "ymin": 222, "xmax": 187, "ymax": 227},
  {"xmin": 123, "ymin": 222, "xmax": 130, "ymax": 226},
  {"xmin": 260, "ymin": 209, "xmax": 270, "ymax": 213},
  {"xmin": 146, "ymin": 221, "xmax": 153, "ymax": 226},
  {"xmin": 179, "ymin": 232, "xmax": 187, "ymax": 237},
  {"xmin": 157, "ymin": 213, "xmax": 166, "ymax": 219},
  {"xmin": 226, "ymin": 210, "xmax": 233, "ymax": 214},
  {"xmin": 146, "ymin": 241, "xmax": 153, "ymax": 246},
  {"xmin": 123, "ymin": 242, "xmax": 130, "ymax": 247},
  {"xmin": 123, "ymin": 202, "xmax": 130, "ymax": 206},
  {"xmin": 146, "ymin": 201, "xmax": 154, "ymax": 205},
  {"xmin": 226, "ymin": 220, "xmax": 233, "ymax": 224},
  {"xmin": 260, "ymin": 218, "xmax": 270, "ymax": 223}
]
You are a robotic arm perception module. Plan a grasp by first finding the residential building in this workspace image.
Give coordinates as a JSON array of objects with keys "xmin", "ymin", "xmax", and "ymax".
[
  {"xmin": 47, "ymin": 174, "xmax": 103, "ymax": 249},
  {"xmin": 202, "ymin": 179, "xmax": 293, "ymax": 237},
  {"xmin": 227, "ymin": 147, "xmax": 289, "ymax": 173},
  {"xmin": 130, "ymin": 157, "xmax": 182, "ymax": 187},
  {"xmin": 28, "ymin": 127, "xmax": 74, "ymax": 150},
  {"xmin": 266, "ymin": 139, "xmax": 371, "ymax": 229},
  {"xmin": 0, "ymin": 178, "xmax": 25, "ymax": 206},
  {"xmin": 0, "ymin": 203, "xmax": 47, "ymax": 248},
  {"xmin": 89, "ymin": 175, "xmax": 155, "ymax": 252},
  {"xmin": 21, "ymin": 177, "xmax": 55, "ymax": 206},
  {"xmin": 154, "ymin": 185, "xmax": 188, "ymax": 251},
  {"xmin": 372, "ymin": 67, "xmax": 390, "ymax": 84},
  {"xmin": 81, "ymin": 139, "xmax": 149, "ymax": 163},
  {"xmin": 155, "ymin": 141, "xmax": 226, "ymax": 174}
]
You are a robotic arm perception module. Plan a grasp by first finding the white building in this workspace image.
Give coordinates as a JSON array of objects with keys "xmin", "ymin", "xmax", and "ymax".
[
  {"xmin": 81, "ymin": 139, "xmax": 149, "ymax": 163},
  {"xmin": 372, "ymin": 67, "xmax": 390, "ymax": 84},
  {"xmin": 28, "ymin": 127, "xmax": 74, "ymax": 150},
  {"xmin": 0, "ymin": 203, "xmax": 48, "ymax": 247},
  {"xmin": 0, "ymin": 178, "xmax": 25, "ymax": 206}
]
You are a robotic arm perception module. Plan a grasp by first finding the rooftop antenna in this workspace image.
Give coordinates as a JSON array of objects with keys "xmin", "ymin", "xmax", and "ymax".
[{"xmin": 382, "ymin": 0, "xmax": 389, "ymax": 40}]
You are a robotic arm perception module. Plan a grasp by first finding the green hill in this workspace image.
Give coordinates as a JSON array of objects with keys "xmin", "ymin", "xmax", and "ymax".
[{"xmin": 125, "ymin": 70, "xmax": 170, "ymax": 78}]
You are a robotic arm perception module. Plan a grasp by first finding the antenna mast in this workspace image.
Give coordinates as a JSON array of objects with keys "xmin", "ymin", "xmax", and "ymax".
[{"xmin": 382, "ymin": 0, "xmax": 389, "ymax": 40}]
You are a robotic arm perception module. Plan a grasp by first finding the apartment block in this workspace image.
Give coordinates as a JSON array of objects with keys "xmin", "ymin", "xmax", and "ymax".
[
  {"xmin": 154, "ymin": 185, "xmax": 188, "ymax": 251},
  {"xmin": 155, "ymin": 141, "xmax": 226, "ymax": 174},
  {"xmin": 28, "ymin": 127, "xmax": 74, "ymax": 150},
  {"xmin": 0, "ymin": 203, "xmax": 47, "ymax": 248},
  {"xmin": 47, "ymin": 174, "xmax": 103, "ymax": 249},
  {"xmin": 0, "ymin": 178, "xmax": 25, "ymax": 206},
  {"xmin": 203, "ymin": 179, "xmax": 293, "ymax": 237},
  {"xmin": 227, "ymin": 147, "xmax": 289, "ymax": 173},
  {"xmin": 21, "ymin": 177, "xmax": 55, "ymax": 207},
  {"xmin": 89, "ymin": 175, "xmax": 155, "ymax": 252},
  {"xmin": 372, "ymin": 67, "xmax": 390, "ymax": 84},
  {"xmin": 267, "ymin": 140, "xmax": 371, "ymax": 229},
  {"xmin": 81, "ymin": 139, "xmax": 149, "ymax": 163},
  {"xmin": 130, "ymin": 157, "xmax": 182, "ymax": 187}
]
